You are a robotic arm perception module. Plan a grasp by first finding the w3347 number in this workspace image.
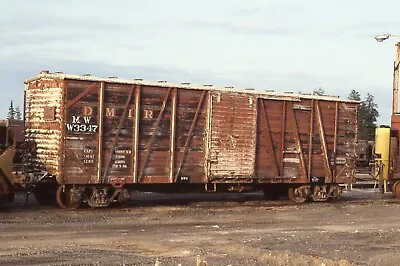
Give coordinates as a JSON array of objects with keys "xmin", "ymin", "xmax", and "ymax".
[{"xmin": 66, "ymin": 124, "xmax": 99, "ymax": 133}]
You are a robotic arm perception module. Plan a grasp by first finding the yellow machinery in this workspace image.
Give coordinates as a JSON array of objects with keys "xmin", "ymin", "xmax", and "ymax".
[
  {"xmin": 0, "ymin": 146, "xmax": 17, "ymax": 204},
  {"xmin": 373, "ymin": 127, "xmax": 391, "ymax": 193},
  {"xmin": 0, "ymin": 122, "xmax": 23, "ymax": 204}
]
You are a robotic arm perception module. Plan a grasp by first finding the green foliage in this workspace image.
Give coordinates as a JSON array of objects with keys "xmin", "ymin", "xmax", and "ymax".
[
  {"xmin": 348, "ymin": 89, "xmax": 361, "ymax": 101},
  {"xmin": 312, "ymin": 87, "xmax": 325, "ymax": 96},
  {"xmin": 6, "ymin": 100, "xmax": 22, "ymax": 120},
  {"xmin": 348, "ymin": 90, "xmax": 379, "ymax": 141},
  {"xmin": 14, "ymin": 106, "xmax": 22, "ymax": 120},
  {"xmin": 7, "ymin": 101, "xmax": 15, "ymax": 120}
]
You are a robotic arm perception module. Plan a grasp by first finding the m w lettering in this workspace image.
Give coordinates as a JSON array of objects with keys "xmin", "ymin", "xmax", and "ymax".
[
  {"xmin": 83, "ymin": 117, "xmax": 91, "ymax": 123},
  {"xmin": 72, "ymin": 116, "xmax": 81, "ymax": 124}
]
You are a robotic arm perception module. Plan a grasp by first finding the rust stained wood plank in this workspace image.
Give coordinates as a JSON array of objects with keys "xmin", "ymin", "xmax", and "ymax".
[
  {"xmin": 333, "ymin": 101, "xmax": 339, "ymax": 180},
  {"xmin": 65, "ymin": 82, "xmax": 99, "ymax": 109},
  {"xmin": 138, "ymin": 88, "xmax": 171, "ymax": 182},
  {"xmin": 64, "ymin": 147, "xmax": 90, "ymax": 175},
  {"xmin": 288, "ymin": 102, "xmax": 307, "ymax": 178},
  {"xmin": 308, "ymin": 100, "xmax": 314, "ymax": 179},
  {"xmin": 251, "ymin": 97, "xmax": 257, "ymax": 177},
  {"xmin": 354, "ymin": 103, "xmax": 358, "ymax": 160},
  {"xmin": 339, "ymin": 102, "xmax": 358, "ymax": 134},
  {"xmin": 133, "ymin": 85, "xmax": 141, "ymax": 183},
  {"xmin": 338, "ymin": 102, "xmax": 358, "ymax": 148},
  {"xmin": 340, "ymin": 102, "xmax": 357, "ymax": 118},
  {"xmin": 316, "ymin": 101, "xmax": 332, "ymax": 180},
  {"xmin": 59, "ymin": 80, "xmax": 67, "ymax": 181},
  {"xmin": 260, "ymin": 100, "xmax": 280, "ymax": 176},
  {"xmin": 174, "ymin": 90, "xmax": 206, "ymax": 182},
  {"xmin": 23, "ymin": 89, "xmax": 26, "ymax": 128},
  {"xmin": 335, "ymin": 162, "xmax": 348, "ymax": 178},
  {"xmin": 205, "ymin": 92, "xmax": 213, "ymax": 181},
  {"xmin": 169, "ymin": 88, "xmax": 177, "ymax": 182},
  {"xmin": 102, "ymin": 85, "xmax": 136, "ymax": 182},
  {"xmin": 337, "ymin": 102, "xmax": 358, "ymax": 180},
  {"xmin": 280, "ymin": 101, "xmax": 286, "ymax": 175},
  {"xmin": 97, "ymin": 82, "xmax": 105, "ymax": 183}
]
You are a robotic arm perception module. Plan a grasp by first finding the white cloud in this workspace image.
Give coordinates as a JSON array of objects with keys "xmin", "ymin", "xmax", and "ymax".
[{"xmin": 0, "ymin": 0, "xmax": 399, "ymax": 125}]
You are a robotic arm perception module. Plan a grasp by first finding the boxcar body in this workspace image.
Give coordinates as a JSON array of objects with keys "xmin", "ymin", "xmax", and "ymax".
[{"xmin": 24, "ymin": 71, "xmax": 359, "ymax": 208}]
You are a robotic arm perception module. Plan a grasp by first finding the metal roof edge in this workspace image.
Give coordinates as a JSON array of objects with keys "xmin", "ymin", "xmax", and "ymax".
[{"xmin": 24, "ymin": 72, "xmax": 359, "ymax": 103}]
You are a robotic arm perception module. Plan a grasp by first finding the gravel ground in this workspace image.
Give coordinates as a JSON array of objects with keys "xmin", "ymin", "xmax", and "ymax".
[{"xmin": 0, "ymin": 188, "xmax": 399, "ymax": 266}]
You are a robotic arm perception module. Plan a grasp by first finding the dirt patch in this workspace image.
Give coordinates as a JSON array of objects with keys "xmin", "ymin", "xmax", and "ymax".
[{"xmin": 0, "ymin": 189, "xmax": 399, "ymax": 265}]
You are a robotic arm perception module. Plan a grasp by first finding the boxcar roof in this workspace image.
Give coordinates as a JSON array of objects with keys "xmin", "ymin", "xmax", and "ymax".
[{"xmin": 25, "ymin": 71, "xmax": 360, "ymax": 104}]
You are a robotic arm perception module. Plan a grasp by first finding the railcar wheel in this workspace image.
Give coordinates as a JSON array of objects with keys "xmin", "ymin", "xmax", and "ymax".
[
  {"xmin": 56, "ymin": 185, "xmax": 82, "ymax": 210},
  {"xmin": 56, "ymin": 186, "xmax": 67, "ymax": 209},
  {"xmin": 393, "ymin": 181, "xmax": 400, "ymax": 198},
  {"xmin": 288, "ymin": 186, "xmax": 309, "ymax": 204}
]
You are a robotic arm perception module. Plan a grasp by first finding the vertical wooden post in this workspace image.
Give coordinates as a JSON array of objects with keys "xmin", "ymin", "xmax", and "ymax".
[
  {"xmin": 392, "ymin": 42, "xmax": 400, "ymax": 115},
  {"xmin": 333, "ymin": 101, "xmax": 339, "ymax": 180},
  {"xmin": 205, "ymin": 92, "xmax": 212, "ymax": 181},
  {"xmin": 252, "ymin": 97, "xmax": 257, "ymax": 178},
  {"xmin": 133, "ymin": 85, "xmax": 141, "ymax": 183},
  {"xmin": 169, "ymin": 88, "xmax": 177, "ymax": 182},
  {"xmin": 308, "ymin": 100, "xmax": 314, "ymax": 179},
  {"xmin": 97, "ymin": 81, "xmax": 105, "ymax": 183},
  {"xmin": 59, "ymin": 80, "xmax": 67, "ymax": 181},
  {"xmin": 280, "ymin": 101, "xmax": 286, "ymax": 175}
]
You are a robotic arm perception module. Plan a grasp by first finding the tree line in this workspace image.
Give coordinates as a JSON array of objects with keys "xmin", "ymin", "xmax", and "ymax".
[{"xmin": 313, "ymin": 88, "xmax": 379, "ymax": 141}]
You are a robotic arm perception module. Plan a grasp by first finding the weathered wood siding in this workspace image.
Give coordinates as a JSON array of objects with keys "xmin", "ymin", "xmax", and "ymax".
[
  {"xmin": 255, "ymin": 98, "xmax": 358, "ymax": 184},
  {"xmin": 24, "ymin": 78, "xmax": 63, "ymax": 176},
  {"xmin": 208, "ymin": 92, "xmax": 257, "ymax": 180},
  {"xmin": 24, "ymin": 72, "xmax": 358, "ymax": 186}
]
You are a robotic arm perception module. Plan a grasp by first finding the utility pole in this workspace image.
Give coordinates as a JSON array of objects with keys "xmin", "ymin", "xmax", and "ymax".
[
  {"xmin": 392, "ymin": 42, "xmax": 400, "ymax": 115},
  {"xmin": 374, "ymin": 33, "xmax": 400, "ymax": 193}
]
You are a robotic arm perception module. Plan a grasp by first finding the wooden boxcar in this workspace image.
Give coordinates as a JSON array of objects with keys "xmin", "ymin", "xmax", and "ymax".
[{"xmin": 24, "ymin": 71, "xmax": 359, "ymax": 208}]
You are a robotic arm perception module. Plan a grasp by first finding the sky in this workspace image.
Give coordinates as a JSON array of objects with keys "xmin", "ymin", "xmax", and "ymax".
[{"xmin": 1, "ymin": 0, "xmax": 400, "ymax": 125}]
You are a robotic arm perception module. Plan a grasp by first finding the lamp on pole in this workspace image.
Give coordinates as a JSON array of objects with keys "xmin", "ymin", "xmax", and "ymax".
[
  {"xmin": 375, "ymin": 33, "xmax": 400, "ymax": 194},
  {"xmin": 375, "ymin": 33, "xmax": 400, "ymax": 115}
]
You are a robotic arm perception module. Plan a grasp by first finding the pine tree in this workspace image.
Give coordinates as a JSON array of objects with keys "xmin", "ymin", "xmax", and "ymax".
[
  {"xmin": 14, "ymin": 106, "xmax": 22, "ymax": 120},
  {"xmin": 312, "ymin": 87, "xmax": 325, "ymax": 96},
  {"xmin": 348, "ymin": 89, "xmax": 361, "ymax": 101},
  {"xmin": 359, "ymin": 93, "xmax": 379, "ymax": 140},
  {"xmin": 348, "ymin": 90, "xmax": 379, "ymax": 141},
  {"xmin": 7, "ymin": 101, "xmax": 15, "ymax": 120}
]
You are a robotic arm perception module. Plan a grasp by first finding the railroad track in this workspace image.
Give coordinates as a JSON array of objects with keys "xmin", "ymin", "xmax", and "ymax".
[{"xmin": 7, "ymin": 189, "xmax": 398, "ymax": 213}]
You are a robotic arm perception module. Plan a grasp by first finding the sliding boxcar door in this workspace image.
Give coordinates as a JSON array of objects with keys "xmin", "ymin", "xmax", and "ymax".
[{"xmin": 208, "ymin": 92, "xmax": 257, "ymax": 180}]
